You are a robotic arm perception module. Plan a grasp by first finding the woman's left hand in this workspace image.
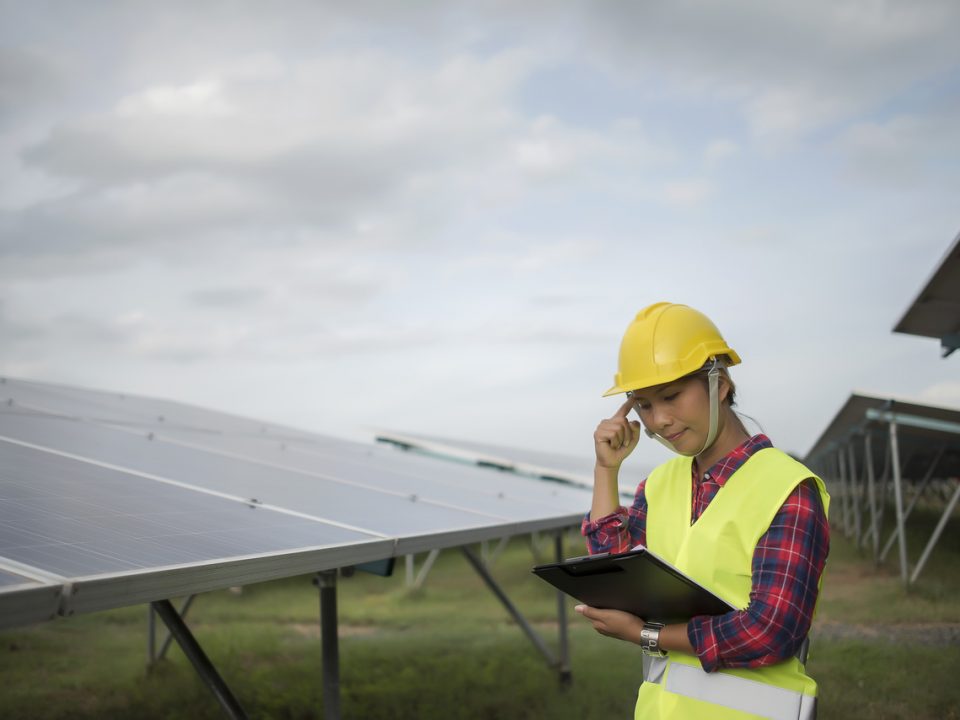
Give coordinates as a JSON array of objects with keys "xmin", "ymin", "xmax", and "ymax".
[{"xmin": 575, "ymin": 604, "xmax": 645, "ymax": 644}]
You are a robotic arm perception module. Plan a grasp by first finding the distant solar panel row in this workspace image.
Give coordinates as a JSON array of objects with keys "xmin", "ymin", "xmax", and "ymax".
[
  {"xmin": 804, "ymin": 392, "xmax": 960, "ymax": 473},
  {"xmin": 374, "ymin": 429, "xmax": 646, "ymax": 500}
]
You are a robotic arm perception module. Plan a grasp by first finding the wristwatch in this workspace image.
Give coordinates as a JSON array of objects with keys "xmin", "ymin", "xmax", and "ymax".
[{"xmin": 639, "ymin": 621, "xmax": 667, "ymax": 657}]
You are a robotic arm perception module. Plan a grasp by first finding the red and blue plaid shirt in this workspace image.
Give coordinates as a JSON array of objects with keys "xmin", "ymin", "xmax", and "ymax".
[{"xmin": 580, "ymin": 434, "xmax": 829, "ymax": 673}]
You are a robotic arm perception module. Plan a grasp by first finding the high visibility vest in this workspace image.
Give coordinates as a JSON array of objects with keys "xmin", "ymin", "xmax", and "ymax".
[{"xmin": 635, "ymin": 447, "xmax": 830, "ymax": 720}]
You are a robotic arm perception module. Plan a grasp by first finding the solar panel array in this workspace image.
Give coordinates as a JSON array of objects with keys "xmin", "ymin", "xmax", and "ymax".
[
  {"xmin": 804, "ymin": 392, "xmax": 960, "ymax": 479},
  {"xmin": 0, "ymin": 378, "xmax": 594, "ymax": 628}
]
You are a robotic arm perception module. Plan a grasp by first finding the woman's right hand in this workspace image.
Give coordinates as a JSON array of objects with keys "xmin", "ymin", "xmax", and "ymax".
[{"xmin": 594, "ymin": 396, "xmax": 642, "ymax": 469}]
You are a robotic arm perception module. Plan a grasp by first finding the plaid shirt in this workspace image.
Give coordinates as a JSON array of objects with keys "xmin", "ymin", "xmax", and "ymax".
[{"xmin": 580, "ymin": 434, "xmax": 829, "ymax": 673}]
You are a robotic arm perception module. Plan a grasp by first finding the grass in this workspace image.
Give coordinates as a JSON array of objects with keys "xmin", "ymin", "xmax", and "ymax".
[{"xmin": 1, "ymin": 504, "xmax": 958, "ymax": 719}]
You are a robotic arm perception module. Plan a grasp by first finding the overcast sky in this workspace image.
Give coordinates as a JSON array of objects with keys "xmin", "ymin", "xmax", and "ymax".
[{"xmin": 1, "ymin": 1, "xmax": 958, "ymax": 472}]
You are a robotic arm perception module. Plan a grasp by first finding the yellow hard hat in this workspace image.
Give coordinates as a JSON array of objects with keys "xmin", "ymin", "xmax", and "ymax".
[{"xmin": 603, "ymin": 302, "xmax": 741, "ymax": 396}]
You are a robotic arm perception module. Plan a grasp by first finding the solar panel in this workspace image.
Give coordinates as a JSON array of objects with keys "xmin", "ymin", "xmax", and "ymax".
[
  {"xmin": 892, "ymin": 229, "xmax": 960, "ymax": 356},
  {"xmin": 153, "ymin": 427, "xmax": 593, "ymax": 509},
  {"xmin": 0, "ymin": 440, "xmax": 383, "ymax": 576},
  {"xmin": 0, "ymin": 412, "xmax": 499, "ymax": 532},
  {"xmin": 0, "ymin": 378, "xmax": 594, "ymax": 625},
  {"xmin": 0, "ymin": 377, "xmax": 332, "ymax": 447},
  {"xmin": 1, "ymin": 381, "xmax": 609, "ymax": 513},
  {"xmin": 0, "ymin": 381, "xmax": 592, "ymax": 511}
]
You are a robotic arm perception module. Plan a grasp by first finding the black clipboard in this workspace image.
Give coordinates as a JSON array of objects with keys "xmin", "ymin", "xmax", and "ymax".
[{"xmin": 532, "ymin": 547, "xmax": 736, "ymax": 623}]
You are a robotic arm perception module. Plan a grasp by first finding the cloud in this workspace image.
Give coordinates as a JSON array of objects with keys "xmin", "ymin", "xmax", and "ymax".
[
  {"xmin": 116, "ymin": 80, "xmax": 235, "ymax": 118},
  {"xmin": 528, "ymin": 293, "xmax": 598, "ymax": 307},
  {"xmin": 491, "ymin": 326, "xmax": 614, "ymax": 347},
  {"xmin": 0, "ymin": 303, "xmax": 139, "ymax": 370},
  {"xmin": 188, "ymin": 287, "xmax": 267, "ymax": 308},
  {"xmin": 661, "ymin": 179, "xmax": 713, "ymax": 208},
  {"xmin": 0, "ymin": 47, "xmax": 66, "ymax": 122},
  {"xmin": 5, "ymin": 46, "xmax": 556, "ymax": 268},
  {"xmin": 919, "ymin": 381, "xmax": 960, "ymax": 408},
  {"xmin": 835, "ymin": 104, "xmax": 960, "ymax": 188},
  {"xmin": 745, "ymin": 89, "xmax": 856, "ymax": 142},
  {"xmin": 567, "ymin": 0, "xmax": 960, "ymax": 143},
  {"xmin": 704, "ymin": 139, "xmax": 739, "ymax": 167},
  {"xmin": 449, "ymin": 236, "xmax": 604, "ymax": 275},
  {"xmin": 0, "ymin": 299, "xmax": 43, "ymax": 343},
  {"xmin": 0, "ymin": 296, "xmax": 444, "ymax": 369}
]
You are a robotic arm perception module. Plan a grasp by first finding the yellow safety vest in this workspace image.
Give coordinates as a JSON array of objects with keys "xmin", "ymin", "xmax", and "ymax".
[{"xmin": 635, "ymin": 447, "xmax": 830, "ymax": 720}]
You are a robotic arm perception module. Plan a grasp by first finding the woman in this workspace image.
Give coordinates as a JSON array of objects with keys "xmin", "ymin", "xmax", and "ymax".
[{"xmin": 577, "ymin": 302, "xmax": 830, "ymax": 720}]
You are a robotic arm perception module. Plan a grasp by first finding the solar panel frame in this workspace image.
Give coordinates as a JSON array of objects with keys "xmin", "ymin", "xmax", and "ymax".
[
  {"xmin": 0, "ymin": 560, "xmax": 64, "ymax": 630},
  {"xmin": 62, "ymin": 539, "xmax": 395, "ymax": 616}
]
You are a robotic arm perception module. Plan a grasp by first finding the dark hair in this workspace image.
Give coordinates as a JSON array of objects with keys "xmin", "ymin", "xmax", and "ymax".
[
  {"xmin": 719, "ymin": 366, "xmax": 737, "ymax": 407},
  {"xmin": 692, "ymin": 361, "xmax": 737, "ymax": 407}
]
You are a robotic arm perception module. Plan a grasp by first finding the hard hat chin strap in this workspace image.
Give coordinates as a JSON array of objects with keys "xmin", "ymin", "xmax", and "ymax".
[
  {"xmin": 700, "ymin": 361, "xmax": 722, "ymax": 455},
  {"xmin": 643, "ymin": 359, "xmax": 722, "ymax": 458}
]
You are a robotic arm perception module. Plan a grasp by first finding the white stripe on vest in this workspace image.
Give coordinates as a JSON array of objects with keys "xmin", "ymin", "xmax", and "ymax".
[{"xmin": 644, "ymin": 658, "xmax": 817, "ymax": 720}]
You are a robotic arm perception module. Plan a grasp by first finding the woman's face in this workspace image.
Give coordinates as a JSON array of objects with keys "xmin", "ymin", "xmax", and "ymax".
[{"xmin": 630, "ymin": 374, "xmax": 725, "ymax": 455}]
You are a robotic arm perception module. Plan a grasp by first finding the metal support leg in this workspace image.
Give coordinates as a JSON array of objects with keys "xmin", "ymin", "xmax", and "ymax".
[
  {"xmin": 316, "ymin": 570, "xmax": 341, "ymax": 720},
  {"xmin": 461, "ymin": 546, "xmax": 559, "ymax": 668},
  {"xmin": 405, "ymin": 554, "xmax": 415, "ymax": 587},
  {"xmin": 875, "ymin": 438, "xmax": 891, "ymax": 546},
  {"xmin": 487, "ymin": 536, "xmax": 511, "ymax": 566},
  {"xmin": 838, "ymin": 449, "xmax": 852, "ymax": 537},
  {"xmin": 158, "ymin": 595, "xmax": 197, "ymax": 661},
  {"xmin": 847, "ymin": 443, "xmax": 862, "ymax": 547},
  {"xmin": 880, "ymin": 446, "xmax": 945, "ymax": 562},
  {"xmin": 909, "ymin": 479, "xmax": 960, "ymax": 585},
  {"xmin": 888, "ymin": 422, "xmax": 909, "ymax": 586},
  {"xmin": 821, "ymin": 455, "xmax": 831, "ymax": 522},
  {"xmin": 529, "ymin": 532, "xmax": 545, "ymax": 564},
  {"xmin": 863, "ymin": 433, "xmax": 880, "ymax": 562},
  {"xmin": 412, "ymin": 549, "xmax": 440, "ymax": 591},
  {"xmin": 148, "ymin": 605, "xmax": 156, "ymax": 666},
  {"xmin": 882, "ymin": 446, "xmax": 892, "ymax": 491},
  {"xmin": 150, "ymin": 599, "xmax": 247, "ymax": 720},
  {"xmin": 554, "ymin": 531, "xmax": 572, "ymax": 687}
]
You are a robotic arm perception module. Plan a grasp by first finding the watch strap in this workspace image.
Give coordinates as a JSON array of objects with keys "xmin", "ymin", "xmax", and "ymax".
[{"xmin": 639, "ymin": 621, "xmax": 667, "ymax": 657}]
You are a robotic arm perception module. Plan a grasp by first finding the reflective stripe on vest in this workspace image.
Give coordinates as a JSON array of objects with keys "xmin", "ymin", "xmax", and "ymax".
[
  {"xmin": 637, "ymin": 447, "xmax": 830, "ymax": 719},
  {"xmin": 644, "ymin": 657, "xmax": 817, "ymax": 720}
]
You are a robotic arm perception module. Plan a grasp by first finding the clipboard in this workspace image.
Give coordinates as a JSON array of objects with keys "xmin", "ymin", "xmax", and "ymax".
[{"xmin": 532, "ymin": 547, "xmax": 736, "ymax": 623}]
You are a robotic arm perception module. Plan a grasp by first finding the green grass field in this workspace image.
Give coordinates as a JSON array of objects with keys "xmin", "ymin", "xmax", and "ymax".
[{"xmin": 1, "ymin": 504, "xmax": 958, "ymax": 719}]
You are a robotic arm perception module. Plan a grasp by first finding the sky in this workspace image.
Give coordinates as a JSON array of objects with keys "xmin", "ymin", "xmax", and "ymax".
[{"xmin": 1, "ymin": 1, "xmax": 958, "ymax": 473}]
